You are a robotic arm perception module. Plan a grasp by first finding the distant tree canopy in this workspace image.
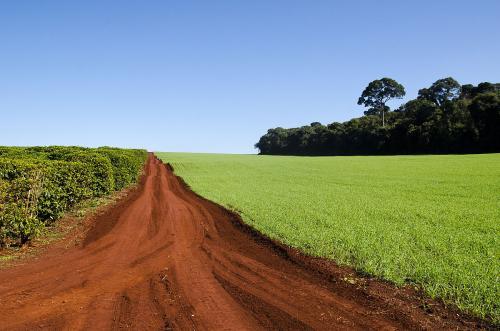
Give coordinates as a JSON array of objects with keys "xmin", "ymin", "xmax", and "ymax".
[
  {"xmin": 255, "ymin": 78, "xmax": 500, "ymax": 155},
  {"xmin": 417, "ymin": 77, "xmax": 461, "ymax": 106},
  {"xmin": 357, "ymin": 78, "xmax": 406, "ymax": 127}
]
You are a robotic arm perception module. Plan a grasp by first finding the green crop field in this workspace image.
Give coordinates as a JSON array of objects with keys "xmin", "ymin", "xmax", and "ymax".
[{"xmin": 157, "ymin": 152, "xmax": 500, "ymax": 322}]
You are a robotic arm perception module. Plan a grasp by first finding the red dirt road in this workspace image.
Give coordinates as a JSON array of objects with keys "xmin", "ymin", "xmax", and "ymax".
[{"xmin": 0, "ymin": 155, "xmax": 487, "ymax": 330}]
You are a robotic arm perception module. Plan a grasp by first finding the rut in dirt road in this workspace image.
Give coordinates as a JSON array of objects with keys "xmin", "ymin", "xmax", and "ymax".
[{"xmin": 0, "ymin": 154, "xmax": 485, "ymax": 330}]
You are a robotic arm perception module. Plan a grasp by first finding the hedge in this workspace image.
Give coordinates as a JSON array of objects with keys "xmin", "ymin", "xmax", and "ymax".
[{"xmin": 0, "ymin": 146, "xmax": 147, "ymax": 247}]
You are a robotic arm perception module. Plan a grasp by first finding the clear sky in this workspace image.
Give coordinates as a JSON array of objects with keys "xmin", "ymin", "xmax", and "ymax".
[{"xmin": 1, "ymin": 1, "xmax": 499, "ymax": 153}]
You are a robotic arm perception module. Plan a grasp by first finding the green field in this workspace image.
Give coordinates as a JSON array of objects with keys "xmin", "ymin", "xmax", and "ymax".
[{"xmin": 157, "ymin": 152, "xmax": 500, "ymax": 322}]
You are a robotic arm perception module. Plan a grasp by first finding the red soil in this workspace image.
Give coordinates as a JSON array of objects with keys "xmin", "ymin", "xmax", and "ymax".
[{"xmin": 0, "ymin": 154, "xmax": 490, "ymax": 330}]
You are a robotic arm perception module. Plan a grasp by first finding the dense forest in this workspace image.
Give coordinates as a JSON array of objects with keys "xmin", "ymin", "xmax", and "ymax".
[{"xmin": 255, "ymin": 78, "xmax": 500, "ymax": 155}]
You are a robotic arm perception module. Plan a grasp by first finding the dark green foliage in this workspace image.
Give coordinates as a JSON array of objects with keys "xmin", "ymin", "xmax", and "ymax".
[
  {"xmin": 256, "ymin": 79, "xmax": 500, "ymax": 155},
  {"xmin": 468, "ymin": 92, "xmax": 500, "ymax": 151},
  {"xmin": 0, "ymin": 146, "xmax": 147, "ymax": 247},
  {"xmin": 461, "ymin": 82, "xmax": 500, "ymax": 99},
  {"xmin": 357, "ymin": 78, "xmax": 406, "ymax": 127},
  {"xmin": 418, "ymin": 77, "xmax": 461, "ymax": 106}
]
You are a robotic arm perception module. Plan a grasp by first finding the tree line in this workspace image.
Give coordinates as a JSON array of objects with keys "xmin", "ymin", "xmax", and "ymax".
[{"xmin": 255, "ymin": 78, "xmax": 500, "ymax": 155}]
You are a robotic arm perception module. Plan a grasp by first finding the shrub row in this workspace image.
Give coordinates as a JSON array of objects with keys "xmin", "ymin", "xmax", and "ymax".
[{"xmin": 0, "ymin": 146, "xmax": 147, "ymax": 247}]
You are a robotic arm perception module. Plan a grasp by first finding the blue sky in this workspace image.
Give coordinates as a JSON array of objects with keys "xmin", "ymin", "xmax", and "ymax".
[{"xmin": 1, "ymin": 1, "xmax": 499, "ymax": 153}]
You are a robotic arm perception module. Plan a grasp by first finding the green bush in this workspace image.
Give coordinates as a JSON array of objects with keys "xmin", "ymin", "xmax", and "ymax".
[
  {"xmin": 0, "ymin": 146, "xmax": 147, "ymax": 247},
  {"xmin": 97, "ymin": 147, "xmax": 146, "ymax": 190},
  {"xmin": 36, "ymin": 161, "xmax": 95, "ymax": 222},
  {"xmin": 0, "ymin": 158, "xmax": 45, "ymax": 246},
  {"xmin": 57, "ymin": 152, "xmax": 115, "ymax": 196}
]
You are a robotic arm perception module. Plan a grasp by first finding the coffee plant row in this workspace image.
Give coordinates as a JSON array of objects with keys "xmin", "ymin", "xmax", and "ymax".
[{"xmin": 0, "ymin": 146, "xmax": 148, "ymax": 247}]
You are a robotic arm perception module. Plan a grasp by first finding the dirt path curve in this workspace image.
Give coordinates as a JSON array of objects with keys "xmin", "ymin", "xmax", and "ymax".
[{"xmin": 0, "ymin": 154, "xmax": 483, "ymax": 330}]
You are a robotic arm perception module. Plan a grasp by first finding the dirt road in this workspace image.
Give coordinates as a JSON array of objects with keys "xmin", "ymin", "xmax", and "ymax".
[{"xmin": 0, "ymin": 154, "xmax": 485, "ymax": 330}]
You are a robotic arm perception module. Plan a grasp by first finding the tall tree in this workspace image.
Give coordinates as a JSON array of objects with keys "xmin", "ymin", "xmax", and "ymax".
[
  {"xmin": 357, "ymin": 78, "xmax": 405, "ymax": 127},
  {"xmin": 418, "ymin": 77, "xmax": 461, "ymax": 106}
]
